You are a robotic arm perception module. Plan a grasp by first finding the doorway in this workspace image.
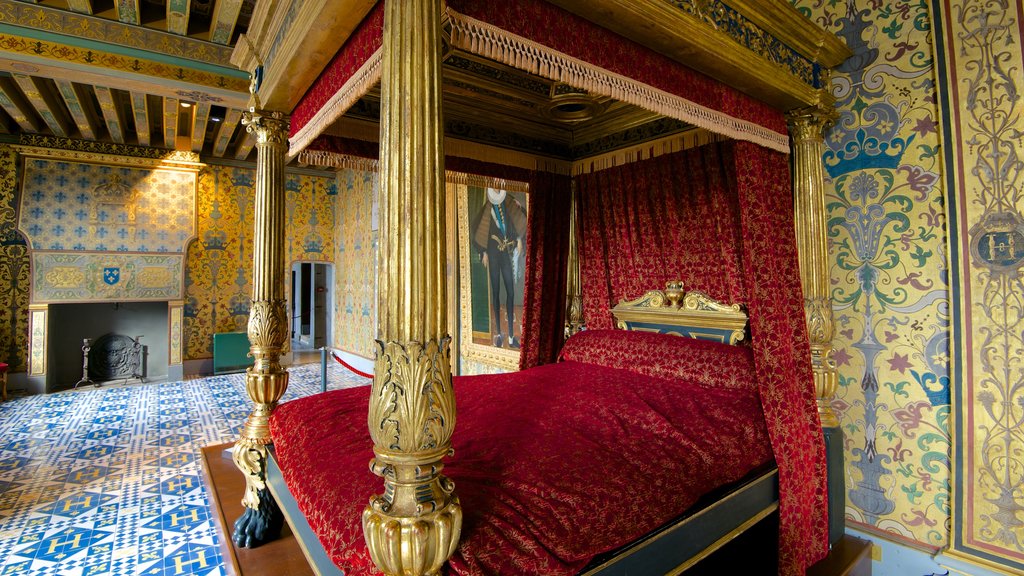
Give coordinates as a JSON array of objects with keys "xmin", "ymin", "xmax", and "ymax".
[{"xmin": 290, "ymin": 262, "xmax": 333, "ymax": 351}]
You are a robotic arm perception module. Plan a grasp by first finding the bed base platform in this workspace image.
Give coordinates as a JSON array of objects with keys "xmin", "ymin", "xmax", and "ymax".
[{"xmin": 264, "ymin": 444, "xmax": 779, "ymax": 576}]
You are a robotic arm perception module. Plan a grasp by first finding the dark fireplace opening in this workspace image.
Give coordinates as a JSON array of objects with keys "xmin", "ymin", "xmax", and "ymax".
[
  {"xmin": 76, "ymin": 333, "xmax": 147, "ymax": 387},
  {"xmin": 47, "ymin": 302, "xmax": 169, "ymax": 392}
]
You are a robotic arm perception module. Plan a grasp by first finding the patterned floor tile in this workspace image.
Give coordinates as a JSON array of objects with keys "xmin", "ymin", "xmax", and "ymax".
[{"xmin": 0, "ymin": 362, "xmax": 368, "ymax": 575}]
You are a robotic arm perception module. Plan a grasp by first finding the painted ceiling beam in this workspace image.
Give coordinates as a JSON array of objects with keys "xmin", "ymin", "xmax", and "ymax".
[
  {"xmin": 163, "ymin": 97, "xmax": 179, "ymax": 149},
  {"xmin": 212, "ymin": 107, "xmax": 241, "ymax": 156},
  {"xmin": 167, "ymin": 0, "xmax": 191, "ymax": 36},
  {"xmin": 0, "ymin": 1, "xmax": 233, "ymax": 67},
  {"xmin": 66, "ymin": 0, "xmax": 93, "ymax": 14},
  {"xmin": 54, "ymin": 79, "xmax": 96, "ymax": 140},
  {"xmin": 114, "ymin": 0, "xmax": 141, "ymax": 25},
  {"xmin": 94, "ymin": 86, "xmax": 124, "ymax": 143},
  {"xmin": 0, "ymin": 79, "xmax": 36, "ymax": 132},
  {"xmin": 209, "ymin": 0, "xmax": 244, "ymax": 45},
  {"xmin": 0, "ymin": 57, "xmax": 248, "ymax": 111},
  {"xmin": 12, "ymin": 74, "xmax": 67, "ymax": 137},
  {"xmin": 130, "ymin": 91, "xmax": 150, "ymax": 147},
  {"xmin": 190, "ymin": 101, "xmax": 210, "ymax": 153},
  {"xmin": 234, "ymin": 131, "xmax": 255, "ymax": 160}
]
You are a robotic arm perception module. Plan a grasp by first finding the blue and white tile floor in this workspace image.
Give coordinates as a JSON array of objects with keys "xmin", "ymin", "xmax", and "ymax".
[{"xmin": 0, "ymin": 363, "xmax": 368, "ymax": 576}]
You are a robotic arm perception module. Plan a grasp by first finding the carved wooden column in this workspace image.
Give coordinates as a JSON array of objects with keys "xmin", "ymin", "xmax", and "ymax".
[
  {"xmin": 361, "ymin": 0, "xmax": 461, "ymax": 574},
  {"xmin": 231, "ymin": 108, "xmax": 289, "ymax": 548},
  {"xmin": 565, "ymin": 185, "xmax": 585, "ymax": 337},
  {"xmin": 789, "ymin": 104, "xmax": 838, "ymax": 426},
  {"xmin": 789, "ymin": 102, "xmax": 844, "ymax": 545}
]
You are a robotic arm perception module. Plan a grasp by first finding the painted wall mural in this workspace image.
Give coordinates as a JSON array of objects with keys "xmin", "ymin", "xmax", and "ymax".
[
  {"xmin": 937, "ymin": 0, "xmax": 1024, "ymax": 570},
  {"xmin": 792, "ymin": 0, "xmax": 951, "ymax": 549},
  {"xmin": 0, "ymin": 146, "xmax": 29, "ymax": 372},
  {"xmin": 18, "ymin": 157, "xmax": 197, "ymax": 303},
  {"xmin": 333, "ymin": 167, "xmax": 378, "ymax": 359},
  {"xmin": 183, "ymin": 164, "xmax": 336, "ymax": 361}
]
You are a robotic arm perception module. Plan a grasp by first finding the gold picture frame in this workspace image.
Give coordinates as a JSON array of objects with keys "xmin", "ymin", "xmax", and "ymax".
[{"xmin": 450, "ymin": 173, "xmax": 529, "ymax": 372}]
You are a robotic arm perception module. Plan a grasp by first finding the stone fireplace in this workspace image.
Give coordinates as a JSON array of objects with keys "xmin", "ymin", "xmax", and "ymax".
[
  {"xmin": 47, "ymin": 302, "xmax": 171, "ymax": 391},
  {"xmin": 16, "ymin": 145, "xmax": 199, "ymax": 395}
]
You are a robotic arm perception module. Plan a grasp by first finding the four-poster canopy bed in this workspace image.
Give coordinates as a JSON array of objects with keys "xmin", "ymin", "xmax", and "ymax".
[{"xmin": 223, "ymin": 0, "xmax": 851, "ymax": 574}]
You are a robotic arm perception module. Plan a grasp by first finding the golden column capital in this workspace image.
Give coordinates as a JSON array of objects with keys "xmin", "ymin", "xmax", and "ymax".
[
  {"xmin": 363, "ymin": 0, "xmax": 461, "ymax": 574},
  {"xmin": 788, "ymin": 105, "xmax": 840, "ymax": 428},
  {"xmin": 242, "ymin": 109, "xmax": 289, "ymax": 148},
  {"xmin": 233, "ymin": 107, "xmax": 291, "ymax": 548}
]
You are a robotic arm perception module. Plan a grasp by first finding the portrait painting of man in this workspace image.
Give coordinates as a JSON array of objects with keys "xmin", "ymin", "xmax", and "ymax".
[{"xmin": 468, "ymin": 186, "xmax": 528, "ymax": 349}]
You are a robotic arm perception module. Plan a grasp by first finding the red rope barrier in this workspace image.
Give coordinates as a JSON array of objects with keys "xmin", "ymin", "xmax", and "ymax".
[{"xmin": 331, "ymin": 351, "xmax": 374, "ymax": 379}]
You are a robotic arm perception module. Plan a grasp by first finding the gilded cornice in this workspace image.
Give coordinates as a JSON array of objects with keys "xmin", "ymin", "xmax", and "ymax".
[
  {"xmin": 546, "ymin": 0, "xmax": 852, "ymax": 111},
  {"xmin": 0, "ymin": 0, "xmax": 234, "ymax": 67},
  {"xmin": 231, "ymin": 0, "xmax": 378, "ymax": 113}
]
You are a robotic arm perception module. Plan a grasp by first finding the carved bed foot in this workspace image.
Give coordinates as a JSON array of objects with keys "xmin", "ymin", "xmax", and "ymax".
[
  {"xmin": 362, "ymin": 466, "xmax": 462, "ymax": 575},
  {"xmin": 232, "ymin": 486, "xmax": 284, "ymax": 548},
  {"xmin": 231, "ymin": 440, "xmax": 283, "ymax": 548}
]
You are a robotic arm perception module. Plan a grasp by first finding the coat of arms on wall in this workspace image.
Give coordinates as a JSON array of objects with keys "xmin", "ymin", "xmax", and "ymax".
[{"xmin": 103, "ymin": 267, "xmax": 120, "ymax": 286}]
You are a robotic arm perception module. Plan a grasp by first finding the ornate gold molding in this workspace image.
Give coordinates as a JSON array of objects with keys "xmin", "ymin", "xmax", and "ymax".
[
  {"xmin": 788, "ymin": 103, "xmax": 839, "ymax": 428},
  {"xmin": 364, "ymin": 338, "xmax": 462, "ymax": 574},
  {"xmin": 612, "ymin": 281, "xmax": 748, "ymax": 345},
  {"xmin": 13, "ymin": 136, "xmax": 203, "ymax": 170},
  {"xmin": 243, "ymin": 110, "xmax": 290, "ymax": 147},
  {"xmin": 545, "ymin": 0, "xmax": 850, "ymax": 111}
]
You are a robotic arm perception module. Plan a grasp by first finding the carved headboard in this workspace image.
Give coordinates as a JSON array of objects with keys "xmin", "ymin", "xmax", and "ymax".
[{"xmin": 610, "ymin": 281, "xmax": 748, "ymax": 345}]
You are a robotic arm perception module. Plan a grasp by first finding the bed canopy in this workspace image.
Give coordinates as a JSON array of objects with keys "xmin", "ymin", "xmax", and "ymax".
[{"xmin": 224, "ymin": 1, "xmax": 850, "ymax": 574}]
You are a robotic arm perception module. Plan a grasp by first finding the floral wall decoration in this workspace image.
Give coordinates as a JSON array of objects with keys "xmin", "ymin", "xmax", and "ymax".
[
  {"xmin": 793, "ymin": 0, "xmax": 951, "ymax": 549},
  {"xmin": 183, "ymin": 164, "xmax": 336, "ymax": 361},
  {"xmin": 0, "ymin": 146, "xmax": 29, "ymax": 372},
  {"xmin": 333, "ymin": 167, "xmax": 378, "ymax": 359},
  {"xmin": 936, "ymin": 0, "xmax": 1024, "ymax": 569}
]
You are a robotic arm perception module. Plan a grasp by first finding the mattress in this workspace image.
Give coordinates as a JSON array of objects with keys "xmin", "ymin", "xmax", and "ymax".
[{"xmin": 268, "ymin": 331, "xmax": 774, "ymax": 575}]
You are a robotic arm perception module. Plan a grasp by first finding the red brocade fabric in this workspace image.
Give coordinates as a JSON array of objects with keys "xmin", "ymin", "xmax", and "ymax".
[
  {"xmin": 560, "ymin": 330, "xmax": 756, "ymax": 392},
  {"xmin": 577, "ymin": 143, "xmax": 747, "ymax": 331},
  {"xmin": 269, "ymin": 334, "xmax": 773, "ymax": 575},
  {"xmin": 445, "ymin": 0, "xmax": 786, "ymax": 135},
  {"xmin": 518, "ymin": 171, "xmax": 572, "ymax": 370},
  {"xmin": 288, "ymin": 3, "xmax": 384, "ymax": 138},
  {"xmin": 576, "ymin": 141, "xmax": 829, "ymax": 574}
]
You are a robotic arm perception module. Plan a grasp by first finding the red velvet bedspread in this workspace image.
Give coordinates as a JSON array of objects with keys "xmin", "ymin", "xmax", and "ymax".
[{"xmin": 269, "ymin": 343, "xmax": 773, "ymax": 574}]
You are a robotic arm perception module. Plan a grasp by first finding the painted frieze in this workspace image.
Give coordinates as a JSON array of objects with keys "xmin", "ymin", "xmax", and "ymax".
[{"xmin": 937, "ymin": 0, "xmax": 1024, "ymax": 570}]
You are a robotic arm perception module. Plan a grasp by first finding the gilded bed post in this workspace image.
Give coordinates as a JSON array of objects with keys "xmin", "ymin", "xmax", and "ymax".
[
  {"xmin": 231, "ymin": 108, "xmax": 289, "ymax": 548},
  {"xmin": 362, "ymin": 0, "xmax": 461, "ymax": 574},
  {"xmin": 788, "ymin": 103, "xmax": 839, "ymax": 428},
  {"xmin": 565, "ymin": 184, "xmax": 585, "ymax": 338},
  {"xmin": 790, "ymin": 101, "xmax": 847, "ymax": 545}
]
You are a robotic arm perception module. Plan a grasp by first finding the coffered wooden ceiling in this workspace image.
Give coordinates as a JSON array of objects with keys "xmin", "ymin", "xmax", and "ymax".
[
  {"xmin": 0, "ymin": 0, "xmax": 257, "ymax": 158},
  {"xmin": 0, "ymin": 0, "xmax": 690, "ymax": 163},
  {"xmin": 326, "ymin": 51, "xmax": 692, "ymax": 161}
]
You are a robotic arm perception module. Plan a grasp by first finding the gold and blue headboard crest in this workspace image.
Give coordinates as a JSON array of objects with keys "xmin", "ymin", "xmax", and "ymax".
[{"xmin": 611, "ymin": 281, "xmax": 748, "ymax": 345}]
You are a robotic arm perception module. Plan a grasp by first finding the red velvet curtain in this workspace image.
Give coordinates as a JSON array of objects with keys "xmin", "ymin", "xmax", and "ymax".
[
  {"xmin": 519, "ymin": 171, "xmax": 572, "ymax": 370},
  {"xmin": 577, "ymin": 141, "xmax": 828, "ymax": 575},
  {"xmin": 577, "ymin": 143, "xmax": 746, "ymax": 330}
]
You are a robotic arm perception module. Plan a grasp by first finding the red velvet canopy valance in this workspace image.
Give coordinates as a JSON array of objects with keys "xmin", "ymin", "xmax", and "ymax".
[{"xmin": 288, "ymin": 0, "xmax": 790, "ymax": 156}]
